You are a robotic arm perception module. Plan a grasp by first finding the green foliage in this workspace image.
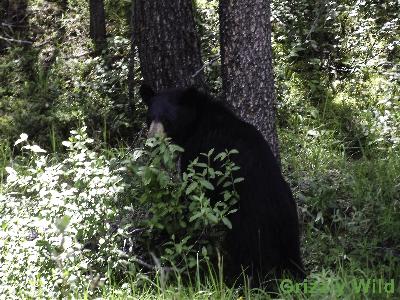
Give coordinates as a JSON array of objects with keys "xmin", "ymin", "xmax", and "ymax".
[
  {"xmin": 273, "ymin": 0, "xmax": 399, "ymax": 158},
  {"xmin": 272, "ymin": 1, "xmax": 400, "ymax": 287},
  {"xmin": 280, "ymin": 125, "xmax": 400, "ymax": 296},
  {"xmin": 0, "ymin": 0, "xmax": 137, "ymax": 146},
  {"xmin": 0, "ymin": 129, "xmax": 241, "ymax": 297},
  {"xmin": 194, "ymin": 0, "xmax": 221, "ymax": 94},
  {"xmin": 130, "ymin": 136, "xmax": 240, "ymax": 272},
  {"xmin": 0, "ymin": 127, "xmax": 131, "ymax": 298}
]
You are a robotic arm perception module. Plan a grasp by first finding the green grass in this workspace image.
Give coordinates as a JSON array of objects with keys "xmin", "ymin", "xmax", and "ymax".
[{"xmin": 277, "ymin": 104, "xmax": 400, "ymax": 299}]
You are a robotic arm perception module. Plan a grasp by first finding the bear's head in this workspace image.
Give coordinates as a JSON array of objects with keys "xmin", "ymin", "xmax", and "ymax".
[{"xmin": 140, "ymin": 84, "xmax": 200, "ymax": 145}]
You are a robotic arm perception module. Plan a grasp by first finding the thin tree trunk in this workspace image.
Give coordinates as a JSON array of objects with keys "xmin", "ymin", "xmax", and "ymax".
[
  {"xmin": 89, "ymin": 0, "xmax": 106, "ymax": 53},
  {"xmin": 127, "ymin": 1, "xmax": 137, "ymax": 120},
  {"xmin": 219, "ymin": 0, "xmax": 280, "ymax": 161},
  {"xmin": 133, "ymin": 0, "xmax": 205, "ymax": 92}
]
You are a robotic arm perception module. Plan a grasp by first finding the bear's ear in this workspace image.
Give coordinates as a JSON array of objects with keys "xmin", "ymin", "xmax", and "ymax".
[
  {"xmin": 180, "ymin": 87, "xmax": 201, "ymax": 106},
  {"xmin": 139, "ymin": 83, "xmax": 155, "ymax": 106}
]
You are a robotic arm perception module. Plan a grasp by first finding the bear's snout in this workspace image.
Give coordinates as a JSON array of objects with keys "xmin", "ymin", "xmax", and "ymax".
[{"xmin": 148, "ymin": 121, "xmax": 165, "ymax": 138}]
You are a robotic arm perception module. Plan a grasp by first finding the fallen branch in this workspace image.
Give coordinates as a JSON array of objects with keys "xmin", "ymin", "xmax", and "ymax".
[
  {"xmin": 33, "ymin": 39, "xmax": 54, "ymax": 48},
  {"xmin": 0, "ymin": 35, "xmax": 60, "ymax": 48},
  {"xmin": 132, "ymin": 256, "xmax": 173, "ymax": 272},
  {"xmin": 61, "ymin": 52, "xmax": 92, "ymax": 59},
  {"xmin": 0, "ymin": 35, "xmax": 33, "ymax": 44},
  {"xmin": 131, "ymin": 257, "xmax": 158, "ymax": 270},
  {"xmin": 1, "ymin": 22, "xmax": 28, "ymax": 28}
]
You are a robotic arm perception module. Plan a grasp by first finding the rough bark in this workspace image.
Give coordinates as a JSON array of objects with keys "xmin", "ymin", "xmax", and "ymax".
[
  {"xmin": 89, "ymin": 0, "xmax": 106, "ymax": 53},
  {"xmin": 133, "ymin": 0, "xmax": 205, "ymax": 92},
  {"xmin": 219, "ymin": 0, "xmax": 280, "ymax": 161}
]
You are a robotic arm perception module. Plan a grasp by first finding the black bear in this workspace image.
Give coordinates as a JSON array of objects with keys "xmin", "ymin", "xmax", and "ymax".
[{"xmin": 140, "ymin": 84, "xmax": 304, "ymax": 285}]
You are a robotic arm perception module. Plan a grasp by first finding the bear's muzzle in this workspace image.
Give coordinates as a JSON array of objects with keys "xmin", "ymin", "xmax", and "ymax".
[{"xmin": 148, "ymin": 121, "xmax": 165, "ymax": 138}]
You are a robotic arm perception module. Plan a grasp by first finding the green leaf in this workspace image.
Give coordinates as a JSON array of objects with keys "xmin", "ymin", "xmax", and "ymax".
[
  {"xmin": 1, "ymin": 221, "xmax": 7, "ymax": 230},
  {"xmin": 223, "ymin": 181, "xmax": 232, "ymax": 188},
  {"xmin": 171, "ymin": 144, "xmax": 184, "ymax": 153},
  {"xmin": 179, "ymin": 220, "xmax": 187, "ymax": 228},
  {"xmin": 229, "ymin": 149, "xmax": 239, "ymax": 154},
  {"xmin": 182, "ymin": 172, "xmax": 188, "ymax": 181},
  {"xmin": 189, "ymin": 212, "xmax": 203, "ymax": 222},
  {"xmin": 223, "ymin": 192, "xmax": 231, "ymax": 201},
  {"xmin": 196, "ymin": 162, "xmax": 208, "ymax": 168},
  {"xmin": 36, "ymin": 240, "xmax": 53, "ymax": 252},
  {"xmin": 234, "ymin": 177, "xmax": 244, "ymax": 184},
  {"xmin": 214, "ymin": 152, "xmax": 226, "ymax": 161},
  {"xmin": 207, "ymin": 213, "xmax": 218, "ymax": 223},
  {"xmin": 208, "ymin": 167, "xmax": 215, "ymax": 178},
  {"xmin": 186, "ymin": 182, "xmax": 198, "ymax": 195},
  {"xmin": 202, "ymin": 246, "xmax": 208, "ymax": 257},
  {"xmin": 55, "ymin": 215, "xmax": 71, "ymax": 233},
  {"xmin": 163, "ymin": 150, "xmax": 170, "ymax": 165},
  {"xmin": 200, "ymin": 179, "xmax": 214, "ymax": 190},
  {"xmin": 222, "ymin": 217, "xmax": 232, "ymax": 229}
]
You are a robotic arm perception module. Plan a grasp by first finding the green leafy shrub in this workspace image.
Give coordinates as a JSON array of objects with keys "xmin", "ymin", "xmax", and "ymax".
[
  {"xmin": 0, "ymin": 128, "xmax": 131, "ymax": 298},
  {"xmin": 129, "ymin": 136, "xmax": 240, "ymax": 273},
  {"xmin": 0, "ymin": 129, "xmax": 241, "ymax": 297}
]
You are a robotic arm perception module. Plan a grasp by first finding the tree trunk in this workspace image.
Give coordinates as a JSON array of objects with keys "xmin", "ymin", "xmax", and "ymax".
[
  {"xmin": 89, "ymin": 0, "xmax": 106, "ymax": 53},
  {"xmin": 133, "ymin": 0, "xmax": 205, "ymax": 92},
  {"xmin": 127, "ymin": 0, "xmax": 137, "ymax": 122},
  {"xmin": 219, "ymin": 0, "xmax": 280, "ymax": 161}
]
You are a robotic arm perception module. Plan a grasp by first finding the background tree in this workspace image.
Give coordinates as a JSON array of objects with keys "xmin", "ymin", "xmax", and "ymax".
[
  {"xmin": 127, "ymin": 1, "xmax": 138, "ymax": 119},
  {"xmin": 133, "ymin": 0, "xmax": 205, "ymax": 91},
  {"xmin": 89, "ymin": 0, "xmax": 106, "ymax": 53},
  {"xmin": 219, "ymin": 0, "xmax": 280, "ymax": 160}
]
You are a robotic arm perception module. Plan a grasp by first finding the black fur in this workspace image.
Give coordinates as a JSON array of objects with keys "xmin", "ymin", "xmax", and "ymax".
[{"xmin": 140, "ymin": 84, "xmax": 305, "ymax": 285}]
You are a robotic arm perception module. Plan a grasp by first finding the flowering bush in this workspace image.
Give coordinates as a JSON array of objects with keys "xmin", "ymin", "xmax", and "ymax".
[
  {"xmin": 0, "ymin": 128, "xmax": 240, "ymax": 297},
  {"xmin": 0, "ymin": 128, "xmax": 129, "ymax": 298}
]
